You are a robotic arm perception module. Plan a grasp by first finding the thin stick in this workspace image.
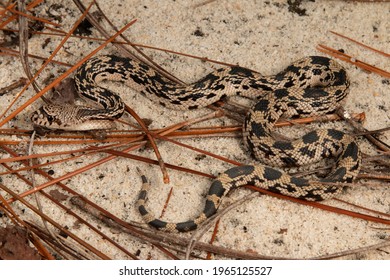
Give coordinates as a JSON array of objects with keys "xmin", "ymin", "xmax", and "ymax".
[
  {"xmin": 317, "ymin": 44, "xmax": 390, "ymax": 78},
  {"xmin": 0, "ymin": 77, "xmax": 27, "ymax": 95},
  {"xmin": 0, "ymin": 0, "xmax": 98, "ymax": 124},
  {"xmin": 18, "ymin": 0, "xmax": 42, "ymax": 95},
  {"xmin": 125, "ymin": 104, "xmax": 170, "ymax": 183},
  {"xmin": 329, "ymin": 30, "xmax": 390, "ymax": 58},
  {"xmin": 8, "ymin": 6, "xmax": 61, "ymax": 27},
  {"xmin": 1, "ymin": 147, "xmax": 137, "ymax": 259},
  {"xmin": 0, "ymin": 182, "xmax": 111, "ymax": 260},
  {"xmin": 0, "ymin": 46, "xmax": 72, "ymax": 66},
  {"xmin": 0, "ymin": 0, "xmax": 42, "ymax": 29}
]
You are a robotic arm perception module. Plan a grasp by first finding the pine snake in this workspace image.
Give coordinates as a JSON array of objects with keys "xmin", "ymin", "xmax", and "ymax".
[{"xmin": 31, "ymin": 55, "xmax": 361, "ymax": 232}]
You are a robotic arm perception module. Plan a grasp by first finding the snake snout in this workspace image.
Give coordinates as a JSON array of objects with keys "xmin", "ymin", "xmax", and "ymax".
[
  {"xmin": 30, "ymin": 105, "xmax": 66, "ymax": 129},
  {"xmin": 30, "ymin": 104, "xmax": 116, "ymax": 131},
  {"xmin": 31, "ymin": 107, "xmax": 50, "ymax": 126}
]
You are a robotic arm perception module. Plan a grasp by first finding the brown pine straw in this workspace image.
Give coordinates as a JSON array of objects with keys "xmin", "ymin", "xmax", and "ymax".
[
  {"xmin": 1, "ymin": 26, "xmax": 249, "ymax": 68},
  {"xmin": 5, "ymin": 120, "xmax": 389, "ymax": 223},
  {"xmin": 329, "ymin": 30, "xmax": 390, "ymax": 58},
  {"xmin": 1, "ymin": 2, "xmax": 167, "ymax": 206},
  {"xmin": 246, "ymin": 185, "xmax": 390, "ymax": 224},
  {"xmin": 7, "ymin": 5, "xmax": 61, "ymax": 27},
  {"xmin": 8, "ymin": 136, "xmax": 388, "ymax": 226},
  {"xmin": 124, "ymin": 104, "xmax": 170, "ymax": 183},
  {"xmin": 0, "ymin": 0, "xmax": 43, "ymax": 29},
  {"xmin": 72, "ymin": 0, "xmax": 185, "ymax": 85},
  {"xmin": 2, "ymin": 142, "xmax": 213, "ymax": 204},
  {"xmin": 0, "ymin": 182, "xmax": 111, "ymax": 259},
  {"xmin": 1, "ymin": 147, "xmax": 144, "ymax": 259},
  {"xmin": 0, "ymin": 8, "xmax": 137, "ymax": 127},
  {"xmin": 0, "ymin": 77, "xmax": 28, "ymax": 95},
  {"xmin": 0, "ymin": 111, "xmax": 381, "ymax": 202},
  {"xmin": 3, "ymin": 147, "xmax": 184, "ymax": 259},
  {"xmin": 0, "ymin": 46, "xmax": 73, "ymax": 66},
  {"xmin": 1, "ymin": 0, "xmax": 98, "ymax": 121},
  {"xmin": 0, "ymin": 112, "xmax": 366, "ymax": 147},
  {"xmin": 18, "ymin": 0, "xmax": 43, "ymax": 98},
  {"xmin": 336, "ymin": 107, "xmax": 390, "ymax": 153},
  {"xmin": 316, "ymin": 44, "xmax": 390, "ymax": 79},
  {"xmin": 0, "ymin": 194, "xmax": 55, "ymax": 260}
]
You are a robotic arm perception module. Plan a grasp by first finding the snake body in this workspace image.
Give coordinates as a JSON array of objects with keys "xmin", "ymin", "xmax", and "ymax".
[
  {"xmin": 31, "ymin": 55, "xmax": 266, "ymax": 130},
  {"xmin": 30, "ymin": 55, "xmax": 360, "ymax": 232}
]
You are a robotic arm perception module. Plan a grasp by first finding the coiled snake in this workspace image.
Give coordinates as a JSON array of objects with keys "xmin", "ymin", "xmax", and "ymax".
[{"xmin": 31, "ymin": 55, "xmax": 361, "ymax": 232}]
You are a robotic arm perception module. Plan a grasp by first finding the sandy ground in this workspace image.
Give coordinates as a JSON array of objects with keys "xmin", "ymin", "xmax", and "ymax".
[{"xmin": 0, "ymin": 0, "xmax": 389, "ymax": 259}]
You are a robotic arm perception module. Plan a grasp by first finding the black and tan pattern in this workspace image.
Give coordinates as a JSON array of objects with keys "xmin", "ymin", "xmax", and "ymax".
[
  {"xmin": 32, "ymin": 55, "xmax": 344, "ymax": 130},
  {"xmin": 30, "ymin": 55, "xmax": 361, "ymax": 232},
  {"xmin": 136, "ymin": 56, "xmax": 360, "ymax": 232}
]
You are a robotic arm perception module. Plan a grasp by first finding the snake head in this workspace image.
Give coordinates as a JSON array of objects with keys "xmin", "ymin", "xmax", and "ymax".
[
  {"xmin": 31, "ymin": 104, "xmax": 67, "ymax": 129},
  {"xmin": 31, "ymin": 104, "xmax": 115, "ymax": 131}
]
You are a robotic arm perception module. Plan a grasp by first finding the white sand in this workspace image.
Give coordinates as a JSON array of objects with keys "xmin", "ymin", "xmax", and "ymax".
[{"xmin": 0, "ymin": 0, "xmax": 389, "ymax": 259}]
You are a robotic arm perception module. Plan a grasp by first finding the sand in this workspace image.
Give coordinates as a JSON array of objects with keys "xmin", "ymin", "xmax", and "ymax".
[{"xmin": 0, "ymin": 0, "xmax": 389, "ymax": 260}]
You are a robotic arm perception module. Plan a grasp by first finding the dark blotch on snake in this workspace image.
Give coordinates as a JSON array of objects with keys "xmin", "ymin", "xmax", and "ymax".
[
  {"xmin": 323, "ymin": 167, "xmax": 347, "ymax": 182},
  {"xmin": 176, "ymin": 221, "xmax": 198, "ymax": 231},
  {"xmin": 224, "ymin": 165, "xmax": 255, "ymax": 179},
  {"xmin": 280, "ymin": 156, "xmax": 298, "ymax": 166},
  {"xmin": 302, "ymin": 88, "xmax": 329, "ymax": 99},
  {"xmin": 188, "ymin": 105, "xmax": 199, "ymax": 110},
  {"xmin": 130, "ymin": 73, "xmax": 146, "ymax": 85},
  {"xmin": 206, "ymin": 92, "xmax": 217, "ymax": 99},
  {"xmin": 211, "ymin": 83, "xmax": 225, "ymax": 91},
  {"xmin": 290, "ymin": 176, "xmax": 309, "ymax": 187},
  {"xmin": 312, "ymin": 68, "xmax": 323, "ymax": 76},
  {"xmin": 302, "ymin": 131, "xmax": 320, "ymax": 144},
  {"xmin": 272, "ymin": 141, "xmax": 294, "ymax": 150},
  {"xmin": 149, "ymin": 219, "xmax": 169, "ymax": 230},
  {"xmin": 333, "ymin": 70, "xmax": 348, "ymax": 86},
  {"xmin": 203, "ymin": 200, "xmax": 218, "ymax": 218},
  {"xmin": 208, "ymin": 180, "xmax": 226, "ymax": 197},
  {"xmin": 344, "ymin": 142, "xmax": 359, "ymax": 160},
  {"xmin": 263, "ymin": 166, "xmax": 282, "ymax": 180},
  {"xmin": 310, "ymin": 56, "xmax": 331, "ymax": 66},
  {"xmin": 284, "ymin": 79, "xmax": 295, "ymax": 88},
  {"xmin": 274, "ymin": 88, "xmax": 289, "ymax": 99},
  {"xmin": 229, "ymin": 66, "xmax": 254, "ymax": 78},
  {"xmin": 253, "ymin": 98, "xmax": 270, "ymax": 112},
  {"xmin": 250, "ymin": 121, "xmax": 267, "ymax": 137},
  {"xmin": 299, "ymin": 146, "xmax": 316, "ymax": 158},
  {"xmin": 327, "ymin": 129, "xmax": 345, "ymax": 141},
  {"xmin": 138, "ymin": 204, "xmax": 149, "ymax": 216},
  {"xmin": 334, "ymin": 89, "xmax": 345, "ymax": 100}
]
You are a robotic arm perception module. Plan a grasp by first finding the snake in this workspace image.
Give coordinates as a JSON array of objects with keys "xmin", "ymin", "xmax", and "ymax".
[{"xmin": 30, "ymin": 55, "xmax": 361, "ymax": 232}]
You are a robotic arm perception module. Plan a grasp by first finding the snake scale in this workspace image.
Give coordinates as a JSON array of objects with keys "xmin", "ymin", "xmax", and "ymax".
[{"xmin": 31, "ymin": 55, "xmax": 361, "ymax": 232}]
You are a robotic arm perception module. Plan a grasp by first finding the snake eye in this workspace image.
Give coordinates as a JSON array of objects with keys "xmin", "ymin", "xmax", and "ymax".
[{"xmin": 46, "ymin": 115, "xmax": 54, "ymax": 124}]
